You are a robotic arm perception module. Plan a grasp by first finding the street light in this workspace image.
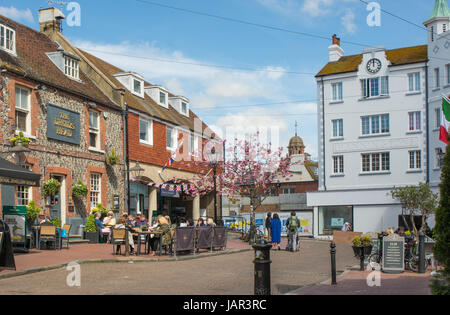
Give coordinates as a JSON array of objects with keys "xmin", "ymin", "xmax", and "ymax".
[
  {"xmin": 129, "ymin": 161, "xmax": 144, "ymax": 179},
  {"xmin": 208, "ymin": 147, "xmax": 219, "ymax": 224}
]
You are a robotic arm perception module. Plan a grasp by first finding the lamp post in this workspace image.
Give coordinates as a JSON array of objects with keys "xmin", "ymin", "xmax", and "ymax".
[{"xmin": 208, "ymin": 147, "xmax": 218, "ymax": 224}]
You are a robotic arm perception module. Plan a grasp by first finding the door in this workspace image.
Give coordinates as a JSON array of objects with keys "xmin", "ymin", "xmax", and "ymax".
[{"xmin": 50, "ymin": 175, "xmax": 63, "ymax": 219}]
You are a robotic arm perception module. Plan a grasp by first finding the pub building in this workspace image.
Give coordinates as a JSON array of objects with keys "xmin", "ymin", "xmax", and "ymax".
[
  {"xmin": 0, "ymin": 14, "xmax": 124, "ymax": 233},
  {"xmin": 36, "ymin": 8, "xmax": 222, "ymax": 222}
]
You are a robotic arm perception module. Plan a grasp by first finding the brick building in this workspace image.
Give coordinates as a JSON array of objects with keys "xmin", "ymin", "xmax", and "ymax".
[
  {"xmin": 36, "ymin": 8, "xmax": 221, "ymax": 223},
  {"xmin": 0, "ymin": 13, "xmax": 124, "ymax": 231}
]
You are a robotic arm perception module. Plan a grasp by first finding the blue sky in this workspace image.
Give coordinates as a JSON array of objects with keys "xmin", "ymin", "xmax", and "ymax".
[{"xmin": 0, "ymin": 0, "xmax": 439, "ymax": 159}]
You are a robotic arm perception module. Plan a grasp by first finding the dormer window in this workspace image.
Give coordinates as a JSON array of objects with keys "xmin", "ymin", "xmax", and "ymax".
[
  {"xmin": 0, "ymin": 24, "xmax": 16, "ymax": 54},
  {"xmin": 160, "ymin": 91, "xmax": 167, "ymax": 105},
  {"xmin": 113, "ymin": 72, "xmax": 145, "ymax": 98},
  {"xmin": 64, "ymin": 56, "xmax": 79, "ymax": 80},
  {"xmin": 181, "ymin": 102, "xmax": 188, "ymax": 115},
  {"xmin": 169, "ymin": 96, "xmax": 189, "ymax": 117}
]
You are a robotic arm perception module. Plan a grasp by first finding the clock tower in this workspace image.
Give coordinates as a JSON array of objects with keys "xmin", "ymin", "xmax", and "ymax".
[{"xmin": 423, "ymin": 0, "xmax": 450, "ymax": 43}]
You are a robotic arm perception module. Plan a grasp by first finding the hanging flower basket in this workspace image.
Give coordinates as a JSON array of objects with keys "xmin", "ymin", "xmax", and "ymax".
[
  {"xmin": 43, "ymin": 178, "xmax": 61, "ymax": 198},
  {"xmin": 72, "ymin": 180, "xmax": 88, "ymax": 199},
  {"xmin": 351, "ymin": 234, "xmax": 373, "ymax": 258}
]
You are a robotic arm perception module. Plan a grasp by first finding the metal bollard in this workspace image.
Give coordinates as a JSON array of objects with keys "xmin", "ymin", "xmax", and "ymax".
[
  {"xmin": 330, "ymin": 242, "xmax": 337, "ymax": 285},
  {"xmin": 360, "ymin": 250, "xmax": 365, "ymax": 271},
  {"xmin": 252, "ymin": 239, "xmax": 272, "ymax": 295},
  {"xmin": 418, "ymin": 232, "xmax": 425, "ymax": 274}
]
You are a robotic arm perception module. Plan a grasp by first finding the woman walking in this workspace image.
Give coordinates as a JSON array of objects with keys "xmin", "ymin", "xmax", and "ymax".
[{"xmin": 270, "ymin": 213, "xmax": 282, "ymax": 250}]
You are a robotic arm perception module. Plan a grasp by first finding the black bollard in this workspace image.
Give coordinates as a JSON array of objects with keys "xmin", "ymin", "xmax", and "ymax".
[
  {"xmin": 418, "ymin": 232, "xmax": 425, "ymax": 274},
  {"xmin": 330, "ymin": 242, "xmax": 337, "ymax": 285},
  {"xmin": 252, "ymin": 239, "xmax": 272, "ymax": 295}
]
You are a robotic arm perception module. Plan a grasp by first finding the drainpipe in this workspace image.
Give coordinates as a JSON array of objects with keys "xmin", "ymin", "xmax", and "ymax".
[
  {"xmin": 124, "ymin": 103, "xmax": 130, "ymax": 213},
  {"xmin": 425, "ymin": 63, "xmax": 430, "ymax": 184},
  {"xmin": 321, "ymin": 77, "xmax": 326, "ymax": 191}
]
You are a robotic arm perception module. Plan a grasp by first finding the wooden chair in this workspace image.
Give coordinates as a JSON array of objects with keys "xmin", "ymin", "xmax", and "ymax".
[
  {"xmin": 61, "ymin": 224, "xmax": 71, "ymax": 249},
  {"xmin": 111, "ymin": 228, "xmax": 126, "ymax": 255},
  {"xmin": 39, "ymin": 225, "xmax": 59, "ymax": 250}
]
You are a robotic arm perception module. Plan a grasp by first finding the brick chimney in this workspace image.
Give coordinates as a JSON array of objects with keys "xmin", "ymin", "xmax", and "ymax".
[
  {"xmin": 328, "ymin": 34, "xmax": 344, "ymax": 62},
  {"xmin": 39, "ymin": 8, "xmax": 65, "ymax": 35}
]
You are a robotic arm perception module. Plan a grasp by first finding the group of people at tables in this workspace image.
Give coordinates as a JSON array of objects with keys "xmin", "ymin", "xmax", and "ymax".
[{"xmin": 93, "ymin": 211, "xmax": 217, "ymax": 255}]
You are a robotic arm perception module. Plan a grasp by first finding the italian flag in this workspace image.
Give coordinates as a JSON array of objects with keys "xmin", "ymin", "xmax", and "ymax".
[{"xmin": 440, "ymin": 95, "xmax": 450, "ymax": 145}]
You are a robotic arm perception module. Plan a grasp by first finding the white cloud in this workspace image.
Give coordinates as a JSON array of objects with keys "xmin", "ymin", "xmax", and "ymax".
[
  {"xmin": 341, "ymin": 9, "xmax": 357, "ymax": 34},
  {"xmin": 301, "ymin": 0, "xmax": 334, "ymax": 17},
  {"xmin": 256, "ymin": 0, "xmax": 302, "ymax": 16},
  {"xmin": 0, "ymin": 6, "xmax": 34, "ymax": 23}
]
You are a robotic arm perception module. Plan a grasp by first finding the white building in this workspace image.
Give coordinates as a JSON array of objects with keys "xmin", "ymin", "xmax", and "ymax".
[
  {"xmin": 424, "ymin": 0, "xmax": 450, "ymax": 190},
  {"xmin": 308, "ymin": 0, "xmax": 450, "ymax": 238}
]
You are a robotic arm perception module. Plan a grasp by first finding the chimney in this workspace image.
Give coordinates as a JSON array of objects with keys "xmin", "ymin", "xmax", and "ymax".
[
  {"xmin": 328, "ymin": 34, "xmax": 344, "ymax": 62},
  {"xmin": 39, "ymin": 8, "xmax": 65, "ymax": 34}
]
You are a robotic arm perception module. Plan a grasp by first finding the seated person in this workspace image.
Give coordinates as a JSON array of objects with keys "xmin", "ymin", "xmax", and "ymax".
[
  {"xmin": 115, "ymin": 217, "xmax": 135, "ymax": 255},
  {"xmin": 135, "ymin": 212, "xmax": 148, "ymax": 227},
  {"xmin": 148, "ymin": 216, "xmax": 171, "ymax": 256},
  {"xmin": 103, "ymin": 211, "xmax": 116, "ymax": 228},
  {"xmin": 94, "ymin": 212, "xmax": 111, "ymax": 241},
  {"xmin": 179, "ymin": 217, "xmax": 188, "ymax": 228},
  {"xmin": 196, "ymin": 218, "xmax": 205, "ymax": 227}
]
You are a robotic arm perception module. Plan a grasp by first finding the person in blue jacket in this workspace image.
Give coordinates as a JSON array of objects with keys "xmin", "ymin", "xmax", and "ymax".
[{"xmin": 270, "ymin": 213, "xmax": 282, "ymax": 250}]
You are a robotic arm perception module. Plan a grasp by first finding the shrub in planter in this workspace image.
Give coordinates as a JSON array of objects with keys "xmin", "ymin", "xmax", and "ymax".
[
  {"xmin": 352, "ymin": 235, "xmax": 373, "ymax": 258},
  {"xmin": 72, "ymin": 180, "xmax": 88, "ymax": 199},
  {"xmin": 85, "ymin": 214, "xmax": 98, "ymax": 243},
  {"xmin": 50, "ymin": 216, "xmax": 61, "ymax": 228},
  {"xmin": 26, "ymin": 201, "xmax": 41, "ymax": 224}
]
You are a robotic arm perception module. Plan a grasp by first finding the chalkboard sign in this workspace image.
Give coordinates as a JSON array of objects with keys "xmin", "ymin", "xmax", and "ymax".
[{"xmin": 382, "ymin": 234, "xmax": 404, "ymax": 273}]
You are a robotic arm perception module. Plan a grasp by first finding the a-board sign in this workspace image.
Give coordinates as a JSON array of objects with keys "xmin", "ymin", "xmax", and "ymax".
[{"xmin": 382, "ymin": 233, "xmax": 405, "ymax": 273}]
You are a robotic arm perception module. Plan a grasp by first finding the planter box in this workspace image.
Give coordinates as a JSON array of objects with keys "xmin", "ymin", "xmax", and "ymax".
[
  {"xmin": 352, "ymin": 245, "xmax": 373, "ymax": 258},
  {"xmin": 85, "ymin": 231, "xmax": 99, "ymax": 244}
]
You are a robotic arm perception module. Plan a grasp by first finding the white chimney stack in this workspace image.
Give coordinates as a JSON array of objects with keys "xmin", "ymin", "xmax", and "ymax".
[
  {"xmin": 328, "ymin": 34, "xmax": 344, "ymax": 62},
  {"xmin": 39, "ymin": 7, "xmax": 65, "ymax": 33}
]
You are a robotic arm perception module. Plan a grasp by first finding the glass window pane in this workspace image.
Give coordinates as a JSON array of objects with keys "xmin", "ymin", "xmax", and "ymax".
[
  {"xmin": 89, "ymin": 133, "xmax": 97, "ymax": 147},
  {"xmin": 16, "ymin": 111, "xmax": 27, "ymax": 131},
  {"xmin": 362, "ymin": 117, "xmax": 370, "ymax": 135},
  {"xmin": 89, "ymin": 111, "xmax": 98, "ymax": 129},
  {"xmin": 166, "ymin": 128, "xmax": 173, "ymax": 148},
  {"xmin": 371, "ymin": 116, "xmax": 380, "ymax": 134},
  {"xmin": 160, "ymin": 92, "xmax": 166, "ymax": 104},
  {"xmin": 139, "ymin": 120, "xmax": 148, "ymax": 141},
  {"xmin": 318, "ymin": 206, "xmax": 353, "ymax": 235}
]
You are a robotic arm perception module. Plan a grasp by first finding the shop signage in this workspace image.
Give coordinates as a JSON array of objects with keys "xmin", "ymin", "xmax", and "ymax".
[
  {"xmin": 382, "ymin": 233, "xmax": 405, "ymax": 273},
  {"xmin": 0, "ymin": 176, "xmax": 39, "ymax": 187},
  {"xmin": 47, "ymin": 104, "xmax": 80, "ymax": 145},
  {"xmin": 2, "ymin": 206, "xmax": 27, "ymax": 246}
]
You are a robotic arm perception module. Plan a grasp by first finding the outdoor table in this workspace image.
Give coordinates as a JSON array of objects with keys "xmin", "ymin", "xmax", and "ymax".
[
  {"xmin": 34, "ymin": 226, "xmax": 62, "ymax": 250},
  {"xmin": 136, "ymin": 230, "xmax": 163, "ymax": 256}
]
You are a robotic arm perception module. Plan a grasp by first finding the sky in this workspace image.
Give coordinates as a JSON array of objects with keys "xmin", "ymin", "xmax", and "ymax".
[{"xmin": 0, "ymin": 0, "xmax": 439, "ymax": 159}]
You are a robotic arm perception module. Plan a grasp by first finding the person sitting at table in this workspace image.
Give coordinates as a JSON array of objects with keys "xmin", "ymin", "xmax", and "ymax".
[
  {"xmin": 187, "ymin": 218, "xmax": 194, "ymax": 227},
  {"xmin": 95, "ymin": 212, "xmax": 111, "ymax": 242},
  {"xmin": 115, "ymin": 217, "xmax": 135, "ymax": 255},
  {"xmin": 103, "ymin": 211, "xmax": 116, "ymax": 228},
  {"xmin": 148, "ymin": 216, "xmax": 171, "ymax": 256},
  {"xmin": 127, "ymin": 215, "xmax": 136, "ymax": 227},
  {"xmin": 179, "ymin": 217, "xmax": 188, "ymax": 228},
  {"xmin": 135, "ymin": 212, "xmax": 148, "ymax": 227},
  {"xmin": 196, "ymin": 218, "xmax": 205, "ymax": 227}
]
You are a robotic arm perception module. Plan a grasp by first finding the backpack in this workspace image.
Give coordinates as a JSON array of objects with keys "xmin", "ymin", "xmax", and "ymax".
[{"xmin": 288, "ymin": 216, "xmax": 299, "ymax": 230}]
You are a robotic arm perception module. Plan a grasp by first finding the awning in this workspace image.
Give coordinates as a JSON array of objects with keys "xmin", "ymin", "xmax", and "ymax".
[{"xmin": 0, "ymin": 157, "xmax": 41, "ymax": 187}]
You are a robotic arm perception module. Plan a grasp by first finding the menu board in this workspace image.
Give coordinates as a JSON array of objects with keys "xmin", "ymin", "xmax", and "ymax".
[{"xmin": 382, "ymin": 234, "xmax": 405, "ymax": 273}]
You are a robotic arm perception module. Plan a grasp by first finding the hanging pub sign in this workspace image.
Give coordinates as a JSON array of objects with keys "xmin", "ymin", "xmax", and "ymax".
[
  {"xmin": 382, "ymin": 233, "xmax": 405, "ymax": 273},
  {"xmin": 47, "ymin": 103, "xmax": 81, "ymax": 145}
]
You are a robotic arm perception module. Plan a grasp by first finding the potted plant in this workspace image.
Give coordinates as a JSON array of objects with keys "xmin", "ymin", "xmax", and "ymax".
[
  {"xmin": 84, "ymin": 213, "xmax": 98, "ymax": 243},
  {"xmin": 352, "ymin": 235, "xmax": 373, "ymax": 258},
  {"xmin": 10, "ymin": 131, "xmax": 30, "ymax": 147},
  {"xmin": 50, "ymin": 216, "xmax": 61, "ymax": 228},
  {"xmin": 72, "ymin": 180, "xmax": 88, "ymax": 199},
  {"xmin": 42, "ymin": 178, "xmax": 61, "ymax": 198},
  {"xmin": 106, "ymin": 149, "xmax": 120, "ymax": 166}
]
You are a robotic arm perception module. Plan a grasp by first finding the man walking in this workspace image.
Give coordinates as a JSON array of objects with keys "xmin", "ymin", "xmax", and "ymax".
[
  {"xmin": 286, "ymin": 212, "xmax": 300, "ymax": 252},
  {"xmin": 265, "ymin": 212, "xmax": 272, "ymax": 242}
]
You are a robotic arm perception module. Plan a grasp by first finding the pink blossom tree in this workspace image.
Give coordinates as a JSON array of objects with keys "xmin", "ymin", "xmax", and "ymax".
[{"xmin": 175, "ymin": 132, "xmax": 293, "ymax": 243}]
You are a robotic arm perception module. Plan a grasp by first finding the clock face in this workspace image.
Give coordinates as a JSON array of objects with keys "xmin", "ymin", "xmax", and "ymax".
[{"xmin": 367, "ymin": 58, "xmax": 382, "ymax": 74}]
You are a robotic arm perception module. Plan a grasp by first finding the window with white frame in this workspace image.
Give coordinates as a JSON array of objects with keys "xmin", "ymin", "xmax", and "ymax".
[
  {"xmin": 90, "ymin": 173, "xmax": 101, "ymax": 208},
  {"xmin": 361, "ymin": 114, "xmax": 389, "ymax": 136},
  {"xmin": 435, "ymin": 68, "xmax": 440, "ymax": 88},
  {"xmin": 89, "ymin": 110, "xmax": 100, "ymax": 149},
  {"xmin": 408, "ymin": 73, "xmax": 421, "ymax": 92},
  {"xmin": 15, "ymin": 85, "xmax": 30, "ymax": 134},
  {"xmin": 166, "ymin": 126, "xmax": 177, "ymax": 151},
  {"xmin": 282, "ymin": 187, "xmax": 295, "ymax": 194},
  {"xmin": 0, "ymin": 24, "xmax": 15, "ymax": 54},
  {"xmin": 16, "ymin": 165, "xmax": 32, "ymax": 206},
  {"xmin": 361, "ymin": 152, "xmax": 390, "ymax": 173},
  {"xmin": 436, "ymin": 107, "xmax": 441, "ymax": 129},
  {"xmin": 332, "ymin": 83, "xmax": 343, "ymax": 101},
  {"xmin": 181, "ymin": 101, "xmax": 188, "ymax": 115},
  {"xmin": 332, "ymin": 156, "xmax": 344, "ymax": 175},
  {"xmin": 361, "ymin": 77, "xmax": 389, "ymax": 98},
  {"xmin": 64, "ymin": 56, "xmax": 79, "ymax": 80},
  {"xmin": 409, "ymin": 150, "xmax": 421, "ymax": 170},
  {"xmin": 160, "ymin": 91, "xmax": 167, "ymax": 106},
  {"xmin": 332, "ymin": 119, "xmax": 343, "ymax": 138},
  {"xmin": 436, "ymin": 148, "xmax": 444, "ymax": 169},
  {"xmin": 408, "ymin": 111, "xmax": 421, "ymax": 131},
  {"xmin": 133, "ymin": 79, "xmax": 142, "ymax": 95},
  {"xmin": 189, "ymin": 134, "xmax": 198, "ymax": 154},
  {"xmin": 139, "ymin": 118, "xmax": 153, "ymax": 145},
  {"xmin": 446, "ymin": 64, "xmax": 450, "ymax": 85}
]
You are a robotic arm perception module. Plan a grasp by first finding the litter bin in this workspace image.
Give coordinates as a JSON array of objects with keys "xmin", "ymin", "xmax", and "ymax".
[{"xmin": 78, "ymin": 224, "xmax": 85, "ymax": 238}]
